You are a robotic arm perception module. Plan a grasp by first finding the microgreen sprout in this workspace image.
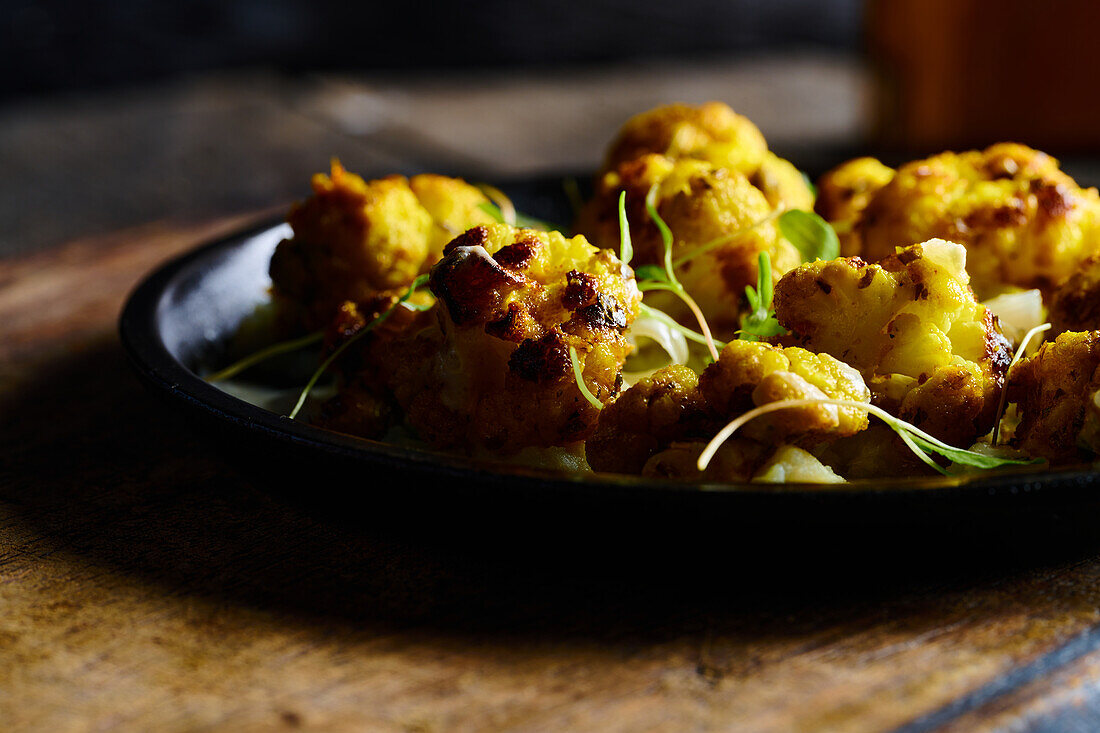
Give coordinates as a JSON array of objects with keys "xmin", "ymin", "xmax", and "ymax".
[
  {"xmin": 992, "ymin": 322, "xmax": 1052, "ymax": 445},
  {"xmin": 778, "ymin": 209, "xmax": 839, "ymax": 263},
  {"xmin": 569, "ymin": 345, "xmax": 604, "ymax": 410},
  {"xmin": 562, "ymin": 176, "xmax": 584, "ymax": 221},
  {"xmin": 617, "ymin": 190, "xmax": 633, "ymax": 265},
  {"xmin": 205, "ymin": 330, "xmax": 323, "ymax": 383},
  {"xmin": 738, "ymin": 252, "xmax": 786, "ymax": 341},
  {"xmin": 696, "ymin": 398, "xmax": 1044, "ymax": 475},
  {"xmin": 476, "ymin": 186, "xmax": 561, "ymax": 231},
  {"xmin": 288, "ymin": 274, "xmax": 430, "ymax": 420},
  {"xmin": 671, "ymin": 208, "xmax": 784, "ymax": 269},
  {"xmin": 636, "ymin": 184, "xmax": 721, "ymax": 362},
  {"xmin": 639, "ymin": 303, "xmax": 725, "ymax": 349}
]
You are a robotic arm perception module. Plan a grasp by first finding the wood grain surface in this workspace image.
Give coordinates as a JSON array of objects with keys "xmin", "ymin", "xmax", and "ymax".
[{"xmin": 6, "ymin": 219, "xmax": 1100, "ymax": 732}]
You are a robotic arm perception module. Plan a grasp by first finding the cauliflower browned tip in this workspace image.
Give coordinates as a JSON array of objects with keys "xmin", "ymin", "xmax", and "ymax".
[
  {"xmin": 1048, "ymin": 256, "xmax": 1100, "ymax": 336},
  {"xmin": 1005, "ymin": 330, "xmax": 1100, "ymax": 463},
  {"xmin": 585, "ymin": 338, "xmax": 869, "ymax": 476},
  {"xmin": 269, "ymin": 161, "xmax": 495, "ymax": 330},
  {"xmin": 584, "ymin": 364, "xmax": 715, "ymax": 474},
  {"xmin": 774, "ymin": 239, "xmax": 1012, "ymax": 446},
  {"xmin": 375, "ymin": 223, "xmax": 641, "ymax": 453},
  {"xmin": 576, "ymin": 102, "xmax": 813, "ymax": 333},
  {"xmin": 818, "ymin": 143, "xmax": 1100, "ymax": 299}
]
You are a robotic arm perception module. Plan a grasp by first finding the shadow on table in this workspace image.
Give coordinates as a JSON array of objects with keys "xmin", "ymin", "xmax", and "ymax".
[{"xmin": 6, "ymin": 340, "xmax": 1100, "ymax": 642}]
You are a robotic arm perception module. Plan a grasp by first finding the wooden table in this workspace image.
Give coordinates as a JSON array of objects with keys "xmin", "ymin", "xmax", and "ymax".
[{"xmin": 6, "ymin": 217, "xmax": 1100, "ymax": 732}]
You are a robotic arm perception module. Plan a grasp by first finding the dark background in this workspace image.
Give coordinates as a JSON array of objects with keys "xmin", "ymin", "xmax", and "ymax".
[{"xmin": 2, "ymin": 0, "xmax": 861, "ymax": 100}]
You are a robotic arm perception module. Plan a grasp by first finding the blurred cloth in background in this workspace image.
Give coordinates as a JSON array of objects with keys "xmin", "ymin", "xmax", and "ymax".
[{"xmin": 868, "ymin": 0, "xmax": 1100, "ymax": 152}]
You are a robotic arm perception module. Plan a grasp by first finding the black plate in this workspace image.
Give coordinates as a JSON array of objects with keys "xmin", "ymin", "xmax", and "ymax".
[{"xmin": 119, "ymin": 177, "xmax": 1100, "ymax": 529}]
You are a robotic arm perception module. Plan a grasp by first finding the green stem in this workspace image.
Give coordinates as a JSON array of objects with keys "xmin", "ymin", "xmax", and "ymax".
[{"xmin": 205, "ymin": 331, "xmax": 323, "ymax": 383}]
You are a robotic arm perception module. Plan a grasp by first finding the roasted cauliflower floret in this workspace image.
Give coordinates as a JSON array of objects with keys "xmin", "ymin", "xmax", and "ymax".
[
  {"xmin": 577, "ymin": 103, "xmax": 813, "ymax": 333},
  {"xmin": 774, "ymin": 239, "xmax": 1012, "ymax": 446},
  {"xmin": 585, "ymin": 364, "xmax": 714, "ymax": 474},
  {"xmin": 382, "ymin": 223, "xmax": 641, "ymax": 452},
  {"xmin": 586, "ymin": 339, "xmax": 869, "ymax": 476},
  {"xmin": 601, "ymin": 101, "xmax": 769, "ymax": 176},
  {"xmin": 820, "ymin": 143, "xmax": 1100, "ymax": 299},
  {"xmin": 814, "ymin": 157, "xmax": 895, "ymax": 255},
  {"xmin": 1049, "ymin": 256, "xmax": 1100, "ymax": 336},
  {"xmin": 1005, "ymin": 330, "xmax": 1100, "ymax": 462},
  {"xmin": 577, "ymin": 154, "xmax": 801, "ymax": 331},
  {"xmin": 269, "ymin": 161, "xmax": 494, "ymax": 329},
  {"xmin": 697, "ymin": 340, "xmax": 870, "ymax": 446}
]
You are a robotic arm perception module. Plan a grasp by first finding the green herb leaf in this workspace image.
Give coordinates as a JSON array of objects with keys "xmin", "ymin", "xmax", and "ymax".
[
  {"xmin": 738, "ymin": 252, "xmax": 787, "ymax": 341},
  {"xmin": 617, "ymin": 190, "xmax": 633, "ymax": 265},
  {"xmin": 634, "ymin": 264, "xmax": 669, "ymax": 283},
  {"xmin": 477, "ymin": 201, "xmax": 506, "ymax": 223},
  {"xmin": 779, "ymin": 210, "xmax": 839, "ymax": 263}
]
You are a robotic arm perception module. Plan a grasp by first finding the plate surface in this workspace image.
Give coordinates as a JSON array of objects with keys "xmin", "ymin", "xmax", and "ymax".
[{"xmin": 119, "ymin": 177, "xmax": 1100, "ymax": 525}]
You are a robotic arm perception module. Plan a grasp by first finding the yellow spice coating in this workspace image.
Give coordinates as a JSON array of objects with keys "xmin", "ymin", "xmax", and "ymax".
[
  {"xmin": 814, "ymin": 157, "xmax": 895, "ymax": 255},
  {"xmin": 578, "ymin": 102, "xmax": 813, "ymax": 332},
  {"xmin": 585, "ymin": 339, "xmax": 869, "ymax": 475},
  {"xmin": 584, "ymin": 364, "xmax": 714, "ymax": 474},
  {"xmin": 774, "ymin": 239, "xmax": 1012, "ymax": 446},
  {"xmin": 601, "ymin": 101, "xmax": 769, "ymax": 175},
  {"xmin": 269, "ymin": 161, "xmax": 495, "ymax": 329},
  {"xmin": 577, "ymin": 154, "xmax": 802, "ymax": 331},
  {"xmin": 818, "ymin": 143, "xmax": 1100, "ymax": 299},
  {"xmin": 380, "ymin": 223, "xmax": 642, "ymax": 452},
  {"xmin": 1006, "ymin": 330, "xmax": 1100, "ymax": 463},
  {"xmin": 1048, "ymin": 256, "xmax": 1100, "ymax": 336}
]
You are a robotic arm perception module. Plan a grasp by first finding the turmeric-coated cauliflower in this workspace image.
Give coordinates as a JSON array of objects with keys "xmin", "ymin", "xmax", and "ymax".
[
  {"xmin": 269, "ymin": 161, "xmax": 495, "ymax": 329},
  {"xmin": 577, "ymin": 154, "xmax": 802, "ymax": 332},
  {"xmin": 600, "ymin": 101, "xmax": 770, "ymax": 176},
  {"xmin": 586, "ymin": 339, "xmax": 869, "ymax": 475},
  {"xmin": 818, "ymin": 143, "xmax": 1100, "ymax": 299},
  {"xmin": 1048, "ymin": 256, "xmax": 1100, "ymax": 336},
  {"xmin": 814, "ymin": 157, "xmax": 895, "ymax": 255},
  {"xmin": 577, "ymin": 102, "xmax": 813, "ymax": 333},
  {"xmin": 378, "ymin": 223, "xmax": 641, "ymax": 452},
  {"xmin": 774, "ymin": 239, "xmax": 1012, "ymax": 446},
  {"xmin": 1005, "ymin": 330, "xmax": 1100, "ymax": 463}
]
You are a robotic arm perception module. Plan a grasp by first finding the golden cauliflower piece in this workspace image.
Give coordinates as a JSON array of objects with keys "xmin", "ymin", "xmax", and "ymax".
[
  {"xmin": 585, "ymin": 339, "xmax": 869, "ymax": 475},
  {"xmin": 381, "ymin": 223, "xmax": 641, "ymax": 452},
  {"xmin": 577, "ymin": 102, "xmax": 813, "ymax": 332},
  {"xmin": 584, "ymin": 364, "xmax": 715, "ymax": 474},
  {"xmin": 601, "ymin": 101, "xmax": 770, "ymax": 175},
  {"xmin": 697, "ymin": 339, "xmax": 870, "ymax": 446},
  {"xmin": 820, "ymin": 143, "xmax": 1100, "ymax": 299},
  {"xmin": 269, "ymin": 161, "xmax": 495, "ymax": 329},
  {"xmin": 814, "ymin": 157, "xmax": 895, "ymax": 255},
  {"xmin": 1048, "ymin": 256, "xmax": 1100, "ymax": 336},
  {"xmin": 774, "ymin": 239, "xmax": 1012, "ymax": 446},
  {"xmin": 577, "ymin": 154, "xmax": 802, "ymax": 331},
  {"xmin": 1005, "ymin": 330, "xmax": 1100, "ymax": 463}
]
